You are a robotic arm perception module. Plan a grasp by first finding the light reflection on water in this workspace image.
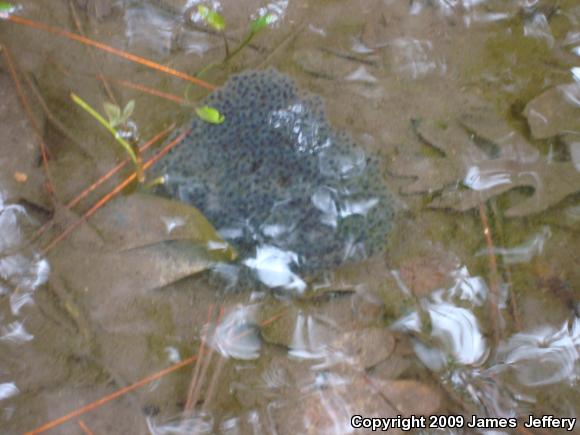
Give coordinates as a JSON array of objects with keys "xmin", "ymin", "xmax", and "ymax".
[
  {"xmin": 393, "ymin": 266, "xmax": 489, "ymax": 368},
  {"xmin": 496, "ymin": 318, "xmax": 580, "ymax": 387},
  {"xmin": 0, "ymin": 0, "xmax": 579, "ymax": 432},
  {"xmin": 0, "ymin": 192, "xmax": 49, "ymax": 415}
]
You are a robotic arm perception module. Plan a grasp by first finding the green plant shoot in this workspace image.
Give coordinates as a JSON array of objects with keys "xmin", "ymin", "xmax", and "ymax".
[
  {"xmin": 224, "ymin": 13, "xmax": 276, "ymax": 62},
  {"xmin": 197, "ymin": 5, "xmax": 225, "ymax": 31},
  {"xmin": 71, "ymin": 93, "xmax": 144, "ymax": 181},
  {"xmin": 195, "ymin": 105, "xmax": 225, "ymax": 124},
  {"xmin": 251, "ymin": 13, "xmax": 276, "ymax": 33},
  {"xmin": 186, "ymin": 12, "xmax": 275, "ymax": 97},
  {"xmin": 104, "ymin": 100, "xmax": 135, "ymax": 128},
  {"xmin": 0, "ymin": 2, "xmax": 15, "ymax": 14}
]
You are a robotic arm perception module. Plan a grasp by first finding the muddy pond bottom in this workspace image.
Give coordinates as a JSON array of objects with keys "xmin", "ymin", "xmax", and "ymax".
[{"xmin": 160, "ymin": 70, "xmax": 394, "ymax": 283}]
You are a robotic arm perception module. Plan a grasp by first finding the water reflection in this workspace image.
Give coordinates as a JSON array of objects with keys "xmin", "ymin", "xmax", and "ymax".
[
  {"xmin": 524, "ymin": 12, "xmax": 555, "ymax": 47},
  {"xmin": 0, "ymin": 193, "xmax": 49, "ymax": 314},
  {"xmin": 124, "ymin": 3, "xmax": 176, "ymax": 54},
  {"xmin": 390, "ymin": 38, "xmax": 445, "ymax": 79},
  {"xmin": 496, "ymin": 318, "xmax": 580, "ymax": 387},
  {"xmin": 0, "ymin": 190, "xmax": 50, "ymax": 421},
  {"xmin": 0, "ymin": 321, "xmax": 34, "ymax": 343},
  {"xmin": 464, "ymin": 165, "xmax": 512, "ymax": 191},
  {"xmin": 244, "ymin": 245, "xmax": 306, "ymax": 293},
  {"xmin": 393, "ymin": 266, "xmax": 489, "ymax": 368},
  {"xmin": 147, "ymin": 412, "xmax": 214, "ymax": 435},
  {"xmin": 206, "ymin": 304, "xmax": 262, "ymax": 360},
  {"xmin": 477, "ymin": 225, "xmax": 551, "ymax": 264}
]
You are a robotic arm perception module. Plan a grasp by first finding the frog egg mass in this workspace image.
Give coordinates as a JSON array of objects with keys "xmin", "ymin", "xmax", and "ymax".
[{"xmin": 161, "ymin": 69, "xmax": 394, "ymax": 280}]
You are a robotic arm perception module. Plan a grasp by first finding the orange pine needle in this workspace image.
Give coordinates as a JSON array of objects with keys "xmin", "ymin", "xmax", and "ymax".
[
  {"xmin": 32, "ymin": 125, "xmax": 174, "ymax": 242},
  {"xmin": 5, "ymin": 15, "xmax": 217, "ymax": 91},
  {"xmin": 105, "ymin": 76, "xmax": 190, "ymax": 105},
  {"xmin": 67, "ymin": 124, "xmax": 175, "ymax": 209},
  {"xmin": 24, "ymin": 354, "xmax": 198, "ymax": 435},
  {"xmin": 78, "ymin": 420, "xmax": 95, "ymax": 435},
  {"xmin": 41, "ymin": 130, "xmax": 188, "ymax": 254},
  {"xmin": 259, "ymin": 309, "xmax": 287, "ymax": 327},
  {"xmin": 184, "ymin": 304, "xmax": 215, "ymax": 412},
  {"xmin": 185, "ymin": 307, "xmax": 225, "ymax": 414}
]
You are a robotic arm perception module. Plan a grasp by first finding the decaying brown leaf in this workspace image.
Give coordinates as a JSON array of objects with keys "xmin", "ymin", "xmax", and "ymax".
[
  {"xmin": 50, "ymin": 193, "xmax": 236, "ymax": 294},
  {"xmin": 390, "ymin": 108, "xmax": 580, "ymax": 216},
  {"xmin": 88, "ymin": 193, "xmax": 237, "ymax": 260},
  {"xmin": 524, "ymin": 83, "xmax": 580, "ymax": 139}
]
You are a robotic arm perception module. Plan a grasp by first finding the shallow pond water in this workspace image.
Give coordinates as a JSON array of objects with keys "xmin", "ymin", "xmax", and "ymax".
[{"xmin": 0, "ymin": 0, "xmax": 579, "ymax": 434}]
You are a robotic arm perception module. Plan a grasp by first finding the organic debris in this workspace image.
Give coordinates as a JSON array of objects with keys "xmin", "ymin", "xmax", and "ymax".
[
  {"xmin": 50, "ymin": 193, "xmax": 235, "ymax": 293},
  {"xmin": 390, "ymin": 108, "xmax": 580, "ymax": 216}
]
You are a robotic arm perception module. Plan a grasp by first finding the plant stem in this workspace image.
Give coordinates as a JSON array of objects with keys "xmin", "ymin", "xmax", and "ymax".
[
  {"xmin": 225, "ymin": 30, "xmax": 256, "ymax": 63},
  {"xmin": 71, "ymin": 93, "xmax": 144, "ymax": 182}
]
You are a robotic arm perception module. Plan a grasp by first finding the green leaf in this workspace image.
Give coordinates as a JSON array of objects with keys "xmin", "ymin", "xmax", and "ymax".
[
  {"xmin": 103, "ymin": 102, "xmax": 121, "ymax": 127},
  {"xmin": 122, "ymin": 100, "xmax": 135, "ymax": 123},
  {"xmin": 195, "ymin": 105, "xmax": 225, "ymax": 124},
  {"xmin": 72, "ymin": 93, "xmax": 138, "ymax": 165},
  {"xmin": 250, "ymin": 13, "xmax": 276, "ymax": 33},
  {"xmin": 197, "ymin": 5, "xmax": 225, "ymax": 31},
  {"xmin": 0, "ymin": 2, "xmax": 17, "ymax": 16},
  {"xmin": 0, "ymin": 2, "xmax": 14, "ymax": 12}
]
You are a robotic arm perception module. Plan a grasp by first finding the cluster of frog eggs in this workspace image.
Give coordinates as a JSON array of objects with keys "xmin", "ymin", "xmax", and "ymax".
[{"xmin": 161, "ymin": 69, "xmax": 394, "ymax": 273}]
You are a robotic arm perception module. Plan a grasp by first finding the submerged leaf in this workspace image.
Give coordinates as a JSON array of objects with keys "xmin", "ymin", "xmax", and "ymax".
[
  {"xmin": 122, "ymin": 99, "xmax": 135, "ymax": 121},
  {"xmin": 251, "ymin": 14, "xmax": 276, "ymax": 33},
  {"xmin": 197, "ymin": 5, "xmax": 225, "ymax": 31},
  {"xmin": 103, "ymin": 102, "xmax": 121, "ymax": 127},
  {"xmin": 389, "ymin": 108, "xmax": 580, "ymax": 217},
  {"xmin": 50, "ymin": 194, "xmax": 237, "ymax": 294},
  {"xmin": 89, "ymin": 193, "xmax": 237, "ymax": 261},
  {"xmin": 195, "ymin": 105, "xmax": 225, "ymax": 124}
]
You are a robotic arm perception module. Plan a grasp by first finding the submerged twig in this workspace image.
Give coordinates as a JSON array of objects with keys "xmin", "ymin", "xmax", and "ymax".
[
  {"xmin": 478, "ymin": 203, "xmax": 501, "ymax": 345},
  {"xmin": 489, "ymin": 200, "xmax": 522, "ymax": 331},
  {"xmin": 21, "ymin": 71, "xmax": 78, "ymax": 144},
  {"xmin": 1, "ymin": 43, "xmax": 56, "ymax": 201},
  {"xmin": 40, "ymin": 129, "xmax": 188, "ymax": 254}
]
